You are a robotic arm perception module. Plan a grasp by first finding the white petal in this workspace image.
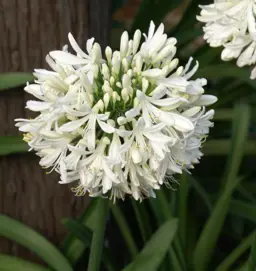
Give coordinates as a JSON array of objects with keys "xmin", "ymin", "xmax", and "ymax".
[
  {"xmin": 125, "ymin": 108, "xmax": 141, "ymax": 119},
  {"xmin": 26, "ymin": 101, "xmax": 51, "ymax": 111},
  {"xmin": 24, "ymin": 84, "xmax": 43, "ymax": 98},
  {"xmin": 142, "ymin": 69, "xmax": 164, "ymax": 78},
  {"xmin": 149, "ymin": 96, "xmax": 186, "ymax": 107},
  {"xmin": 170, "ymin": 113, "xmax": 194, "ymax": 132},
  {"xmin": 116, "ymin": 129, "xmax": 132, "ymax": 137},
  {"xmin": 195, "ymin": 95, "xmax": 218, "ymax": 106},
  {"xmin": 182, "ymin": 106, "xmax": 201, "ymax": 117},
  {"xmin": 97, "ymin": 120, "xmax": 115, "ymax": 133},
  {"xmin": 68, "ymin": 33, "xmax": 88, "ymax": 58},
  {"xmin": 144, "ymin": 123, "xmax": 165, "ymax": 133},
  {"xmin": 131, "ymin": 145, "xmax": 142, "ymax": 164},
  {"xmin": 102, "ymin": 160, "xmax": 119, "ymax": 184},
  {"xmin": 59, "ymin": 116, "xmax": 87, "ymax": 132},
  {"xmin": 86, "ymin": 38, "xmax": 95, "ymax": 55},
  {"xmin": 49, "ymin": 51, "xmax": 89, "ymax": 65}
]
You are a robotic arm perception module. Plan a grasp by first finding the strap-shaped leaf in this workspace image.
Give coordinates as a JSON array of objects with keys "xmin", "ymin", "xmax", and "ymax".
[
  {"xmin": 60, "ymin": 199, "xmax": 99, "ymax": 264},
  {"xmin": 229, "ymin": 200, "xmax": 256, "ymax": 223},
  {"xmin": 193, "ymin": 103, "xmax": 250, "ymax": 271},
  {"xmin": 0, "ymin": 215, "xmax": 72, "ymax": 271},
  {"xmin": 0, "ymin": 73, "xmax": 33, "ymax": 90},
  {"xmin": 0, "ymin": 254, "xmax": 50, "ymax": 271},
  {"xmin": 62, "ymin": 218, "xmax": 115, "ymax": 271},
  {"xmin": 122, "ymin": 218, "xmax": 178, "ymax": 271},
  {"xmin": 0, "ymin": 136, "xmax": 28, "ymax": 156},
  {"xmin": 248, "ymin": 233, "xmax": 256, "ymax": 271}
]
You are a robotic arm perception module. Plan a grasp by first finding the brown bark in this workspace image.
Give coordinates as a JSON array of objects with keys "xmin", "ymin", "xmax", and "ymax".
[{"xmin": 0, "ymin": 0, "xmax": 111, "ymax": 262}]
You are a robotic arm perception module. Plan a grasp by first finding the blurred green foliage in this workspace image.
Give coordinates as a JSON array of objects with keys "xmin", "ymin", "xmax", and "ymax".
[{"xmin": 1, "ymin": 0, "xmax": 256, "ymax": 270}]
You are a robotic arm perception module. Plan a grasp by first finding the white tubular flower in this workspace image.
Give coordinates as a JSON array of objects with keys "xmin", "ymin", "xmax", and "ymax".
[
  {"xmin": 197, "ymin": 0, "xmax": 256, "ymax": 78},
  {"xmin": 15, "ymin": 21, "xmax": 217, "ymax": 202}
]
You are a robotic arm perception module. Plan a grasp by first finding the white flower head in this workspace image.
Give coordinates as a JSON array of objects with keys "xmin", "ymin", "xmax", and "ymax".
[
  {"xmin": 15, "ymin": 21, "xmax": 217, "ymax": 202},
  {"xmin": 197, "ymin": 0, "xmax": 256, "ymax": 78}
]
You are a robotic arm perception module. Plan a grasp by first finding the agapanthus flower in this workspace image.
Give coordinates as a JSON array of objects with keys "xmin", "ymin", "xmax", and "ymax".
[
  {"xmin": 15, "ymin": 21, "xmax": 217, "ymax": 201},
  {"xmin": 197, "ymin": 0, "xmax": 256, "ymax": 79}
]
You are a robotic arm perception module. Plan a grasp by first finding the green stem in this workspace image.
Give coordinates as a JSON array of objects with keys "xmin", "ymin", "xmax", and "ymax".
[
  {"xmin": 111, "ymin": 203, "xmax": 138, "ymax": 258},
  {"xmin": 131, "ymin": 200, "xmax": 147, "ymax": 242},
  {"xmin": 88, "ymin": 198, "xmax": 109, "ymax": 271}
]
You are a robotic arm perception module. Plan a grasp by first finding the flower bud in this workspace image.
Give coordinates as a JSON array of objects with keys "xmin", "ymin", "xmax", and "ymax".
[
  {"xmin": 103, "ymin": 93, "xmax": 110, "ymax": 108},
  {"xmin": 153, "ymin": 44, "xmax": 176, "ymax": 63},
  {"xmin": 133, "ymin": 97, "xmax": 140, "ymax": 108},
  {"xmin": 105, "ymin": 46, "xmax": 112, "ymax": 64},
  {"xmin": 122, "ymin": 74, "xmax": 131, "ymax": 88},
  {"xmin": 103, "ymin": 137, "xmax": 110, "ymax": 145},
  {"xmin": 127, "ymin": 69, "xmax": 133, "ymax": 78},
  {"xmin": 120, "ymin": 31, "xmax": 129, "ymax": 58},
  {"xmin": 97, "ymin": 99, "xmax": 104, "ymax": 112},
  {"xmin": 112, "ymin": 91, "xmax": 120, "ymax": 102},
  {"xmin": 168, "ymin": 58, "xmax": 179, "ymax": 73},
  {"xmin": 102, "ymin": 63, "xmax": 110, "ymax": 79},
  {"xmin": 92, "ymin": 43, "xmax": 102, "ymax": 63},
  {"xmin": 92, "ymin": 65, "xmax": 99, "ymax": 78},
  {"xmin": 116, "ymin": 81, "xmax": 122, "ymax": 88},
  {"xmin": 127, "ymin": 40, "xmax": 133, "ymax": 56},
  {"xmin": 175, "ymin": 66, "xmax": 184, "ymax": 76},
  {"xmin": 135, "ymin": 55, "xmax": 143, "ymax": 73},
  {"xmin": 112, "ymin": 56, "xmax": 120, "ymax": 75},
  {"xmin": 107, "ymin": 119, "xmax": 115, "ymax": 127},
  {"xmin": 117, "ymin": 116, "xmax": 127, "ymax": 125},
  {"xmin": 121, "ymin": 88, "xmax": 129, "ymax": 102},
  {"xmin": 133, "ymin": 30, "xmax": 141, "ymax": 55},
  {"xmin": 110, "ymin": 76, "xmax": 115, "ymax": 86},
  {"xmin": 142, "ymin": 78, "xmax": 149, "ymax": 92},
  {"xmin": 122, "ymin": 58, "xmax": 129, "ymax": 72}
]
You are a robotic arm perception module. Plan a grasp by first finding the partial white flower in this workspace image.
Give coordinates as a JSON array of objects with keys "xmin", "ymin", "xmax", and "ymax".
[
  {"xmin": 16, "ymin": 21, "xmax": 217, "ymax": 202},
  {"xmin": 197, "ymin": 0, "xmax": 256, "ymax": 78}
]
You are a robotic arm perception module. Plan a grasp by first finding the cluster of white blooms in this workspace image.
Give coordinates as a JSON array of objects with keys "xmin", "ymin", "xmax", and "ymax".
[
  {"xmin": 197, "ymin": 0, "xmax": 256, "ymax": 79},
  {"xmin": 15, "ymin": 22, "xmax": 217, "ymax": 201}
]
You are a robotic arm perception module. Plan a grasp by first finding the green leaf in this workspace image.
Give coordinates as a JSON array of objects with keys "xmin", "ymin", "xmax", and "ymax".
[
  {"xmin": 88, "ymin": 198, "xmax": 110, "ymax": 271},
  {"xmin": 149, "ymin": 190, "xmax": 185, "ymax": 270},
  {"xmin": 222, "ymin": 103, "xmax": 250, "ymax": 189},
  {"xmin": 248, "ymin": 233, "xmax": 256, "ymax": 271},
  {"xmin": 62, "ymin": 218, "xmax": 92, "ymax": 247},
  {"xmin": 189, "ymin": 175, "xmax": 212, "ymax": 212},
  {"xmin": 131, "ymin": 200, "xmax": 148, "ymax": 243},
  {"xmin": 0, "ymin": 136, "xmax": 28, "ymax": 156},
  {"xmin": 111, "ymin": 203, "xmax": 138, "ymax": 258},
  {"xmin": 229, "ymin": 200, "xmax": 256, "ymax": 223},
  {"xmin": 131, "ymin": 0, "xmax": 182, "ymax": 34},
  {"xmin": 0, "ymin": 73, "xmax": 34, "ymax": 90},
  {"xmin": 122, "ymin": 218, "xmax": 178, "ymax": 271},
  {"xmin": 62, "ymin": 218, "xmax": 115, "ymax": 271},
  {"xmin": 193, "ymin": 103, "xmax": 250, "ymax": 271},
  {"xmin": 0, "ymin": 215, "xmax": 72, "ymax": 271},
  {"xmin": 178, "ymin": 174, "xmax": 190, "ymax": 249},
  {"xmin": 61, "ymin": 199, "xmax": 100, "ymax": 265},
  {"xmin": 0, "ymin": 254, "xmax": 50, "ymax": 271},
  {"xmin": 216, "ymin": 231, "xmax": 255, "ymax": 271}
]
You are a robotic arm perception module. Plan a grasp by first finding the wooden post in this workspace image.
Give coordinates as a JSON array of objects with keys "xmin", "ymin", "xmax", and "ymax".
[{"xmin": 0, "ymin": 0, "xmax": 111, "ymax": 262}]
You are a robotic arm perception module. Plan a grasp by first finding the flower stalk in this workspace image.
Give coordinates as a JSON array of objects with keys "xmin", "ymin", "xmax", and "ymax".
[{"xmin": 88, "ymin": 197, "xmax": 109, "ymax": 271}]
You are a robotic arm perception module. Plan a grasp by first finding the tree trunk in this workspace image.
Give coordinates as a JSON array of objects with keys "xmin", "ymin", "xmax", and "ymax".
[{"xmin": 0, "ymin": 0, "xmax": 111, "ymax": 262}]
